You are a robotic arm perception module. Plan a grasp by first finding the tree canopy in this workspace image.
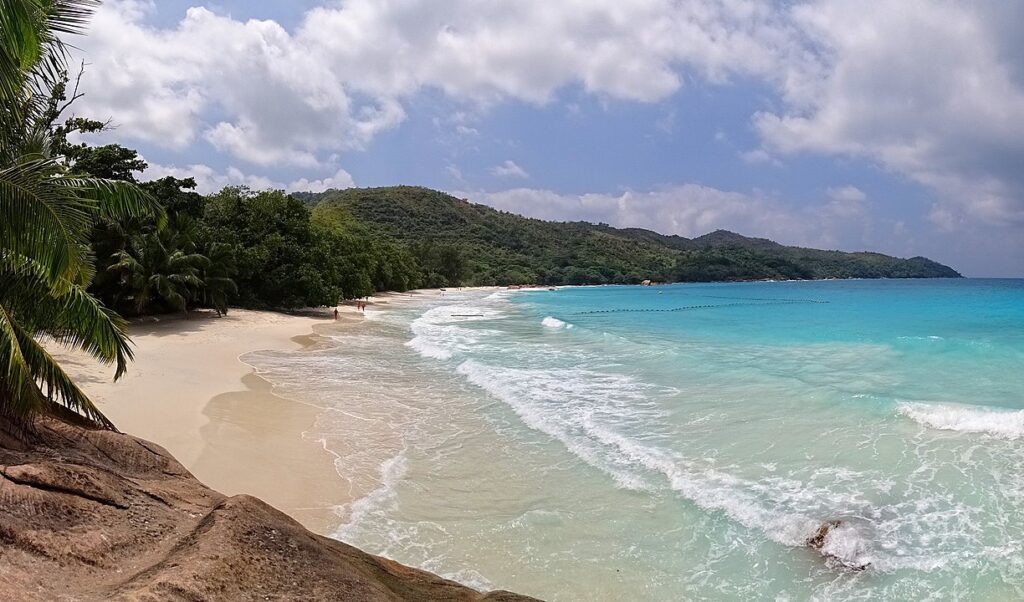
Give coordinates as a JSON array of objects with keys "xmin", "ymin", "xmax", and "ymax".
[{"xmin": 309, "ymin": 186, "xmax": 961, "ymax": 286}]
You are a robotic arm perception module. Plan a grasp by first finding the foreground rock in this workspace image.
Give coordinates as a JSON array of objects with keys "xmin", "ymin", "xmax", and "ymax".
[{"xmin": 0, "ymin": 418, "xmax": 538, "ymax": 601}]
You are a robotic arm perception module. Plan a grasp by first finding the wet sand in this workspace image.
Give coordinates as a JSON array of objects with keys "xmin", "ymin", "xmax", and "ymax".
[{"xmin": 50, "ymin": 307, "xmax": 357, "ymax": 534}]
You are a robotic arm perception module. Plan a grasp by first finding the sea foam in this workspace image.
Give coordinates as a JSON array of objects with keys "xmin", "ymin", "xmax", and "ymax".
[
  {"xmin": 897, "ymin": 401, "xmax": 1024, "ymax": 440},
  {"xmin": 406, "ymin": 305, "xmax": 503, "ymax": 361},
  {"xmin": 332, "ymin": 452, "xmax": 408, "ymax": 541},
  {"xmin": 541, "ymin": 316, "xmax": 573, "ymax": 329},
  {"xmin": 456, "ymin": 357, "xmax": 879, "ymax": 568}
]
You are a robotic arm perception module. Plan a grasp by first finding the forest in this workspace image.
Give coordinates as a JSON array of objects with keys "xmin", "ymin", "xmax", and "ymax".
[
  {"xmin": 308, "ymin": 186, "xmax": 961, "ymax": 287},
  {"xmin": 78, "ymin": 155, "xmax": 965, "ymax": 316},
  {"xmin": 63, "ymin": 142, "xmax": 963, "ymax": 318}
]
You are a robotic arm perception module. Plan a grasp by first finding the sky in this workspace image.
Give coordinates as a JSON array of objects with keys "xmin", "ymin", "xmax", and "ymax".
[{"xmin": 68, "ymin": 1, "xmax": 1024, "ymax": 277}]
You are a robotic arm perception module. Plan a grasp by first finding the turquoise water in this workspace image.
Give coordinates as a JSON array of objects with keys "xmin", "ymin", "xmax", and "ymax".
[{"xmin": 248, "ymin": 279, "xmax": 1024, "ymax": 600}]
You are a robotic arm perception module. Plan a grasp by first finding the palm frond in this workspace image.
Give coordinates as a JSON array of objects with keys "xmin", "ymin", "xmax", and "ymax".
[
  {"xmin": 46, "ymin": 280, "xmax": 133, "ymax": 379},
  {"xmin": 10, "ymin": 314, "xmax": 114, "ymax": 428},
  {"xmin": 0, "ymin": 301, "xmax": 48, "ymax": 419},
  {"xmin": 61, "ymin": 175, "xmax": 166, "ymax": 227},
  {"xmin": 0, "ymin": 158, "xmax": 93, "ymax": 283}
]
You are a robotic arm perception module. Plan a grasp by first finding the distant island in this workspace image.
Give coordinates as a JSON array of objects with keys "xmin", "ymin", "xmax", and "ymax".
[{"xmin": 300, "ymin": 186, "xmax": 962, "ymax": 287}]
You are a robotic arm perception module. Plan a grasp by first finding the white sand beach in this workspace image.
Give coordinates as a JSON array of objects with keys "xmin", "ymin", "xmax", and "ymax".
[{"xmin": 51, "ymin": 307, "xmax": 355, "ymax": 533}]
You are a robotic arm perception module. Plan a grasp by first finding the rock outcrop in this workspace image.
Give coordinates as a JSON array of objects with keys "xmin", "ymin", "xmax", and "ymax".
[
  {"xmin": 0, "ymin": 418, "xmax": 539, "ymax": 601},
  {"xmin": 806, "ymin": 520, "xmax": 871, "ymax": 572}
]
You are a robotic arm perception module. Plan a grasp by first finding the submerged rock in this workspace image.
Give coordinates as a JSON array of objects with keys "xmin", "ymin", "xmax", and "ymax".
[
  {"xmin": 0, "ymin": 418, "xmax": 540, "ymax": 601},
  {"xmin": 806, "ymin": 520, "xmax": 872, "ymax": 572}
]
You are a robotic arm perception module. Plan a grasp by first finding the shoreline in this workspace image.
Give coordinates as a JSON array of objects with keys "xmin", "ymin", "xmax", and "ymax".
[
  {"xmin": 49, "ymin": 306, "xmax": 357, "ymax": 534},
  {"xmin": 48, "ymin": 288, "xmax": 478, "ymax": 535}
]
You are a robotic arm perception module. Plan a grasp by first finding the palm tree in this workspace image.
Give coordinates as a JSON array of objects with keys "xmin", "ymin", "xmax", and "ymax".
[
  {"xmin": 108, "ymin": 217, "xmax": 208, "ymax": 316},
  {"xmin": 1, "ymin": 0, "xmax": 162, "ymax": 428},
  {"xmin": 199, "ymin": 241, "xmax": 238, "ymax": 316}
]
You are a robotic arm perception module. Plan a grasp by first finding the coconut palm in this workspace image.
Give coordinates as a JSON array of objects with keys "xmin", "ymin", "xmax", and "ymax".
[
  {"xmin": 1, "ymin": 0, "xmax": 162, "ymax": 428},
  {"xmin": 199, "ymin": 241, "xmax": 238, "ymax": 316},
  {"xmin": 108, "ymin": 217, "xmax": 208, "ymax": 315}
]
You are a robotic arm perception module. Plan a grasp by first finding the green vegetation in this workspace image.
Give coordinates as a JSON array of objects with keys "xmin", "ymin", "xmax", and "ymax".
[
  {"xmin": 1, "ymin": 0, "xmax": 161, "ymax": 427},
  {"xmin": 310, "ymin": 186, "xmax": 961, "ymax": 286}
]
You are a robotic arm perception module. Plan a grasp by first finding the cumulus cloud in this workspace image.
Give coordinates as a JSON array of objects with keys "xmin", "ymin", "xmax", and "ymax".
[
  {"xmin": 823, "ymin": 186, "xmax": 868, "ymax": 219},
  {"xmin": 491, "ymin": 160, "xmax": 529, "ymax": 179},
  {"xmin": 142, "ymin": 162, "xmax": 354, "ymax": 195},
  {"xmin": 287, "ymin": 168, "xmax": 356, "ymax": 193},
  {"xmin": 74, "ymin": 0, "xmax": 798, "ymax": 164},
  {"xmin": 74, "ymin": 0, "xmax": 1024, "ymax": 253},
  {"xmin": 142, "ymin": 162, "xmax": 275, "ymax": 194},
  {"xmin": 76, "ymin": 2, "xmax": 406, "ymax": 166},
  {"xmin": 754, "ymin": 0, "xmax": 1024, "ymax": 230}
]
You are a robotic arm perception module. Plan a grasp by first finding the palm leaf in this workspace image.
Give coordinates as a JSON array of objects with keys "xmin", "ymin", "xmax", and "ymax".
[
  {"xmin": 0, "ymin": 301, "xmax": 48, "ymax": 419},
  {"xmin": 0, "ymin": 158, "xmax": 93, "ymax": 283},
  {"xmin": 10, "ymin": 313, "xmax": 114, "ymax": 428}
]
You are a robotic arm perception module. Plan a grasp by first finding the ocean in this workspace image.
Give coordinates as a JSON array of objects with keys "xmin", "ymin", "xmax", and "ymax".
[{"xmin": 244, "ymin": 279, "xmax": 1024, "ymax": 600}]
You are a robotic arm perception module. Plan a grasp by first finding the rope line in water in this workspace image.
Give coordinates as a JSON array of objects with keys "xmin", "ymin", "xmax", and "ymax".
[
  {"xmin": 573, "ymin": 299, "xmax": 829, "ymax": 315},
  {"xmin": 699, "ymin": 295, "xmax": 829, "ymax": 303}
]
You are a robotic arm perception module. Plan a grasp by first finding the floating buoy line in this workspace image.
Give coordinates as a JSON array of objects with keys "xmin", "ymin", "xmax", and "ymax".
[{"xmin": 573, "ymin": 299, "xmax": 829, "ymax": 315}]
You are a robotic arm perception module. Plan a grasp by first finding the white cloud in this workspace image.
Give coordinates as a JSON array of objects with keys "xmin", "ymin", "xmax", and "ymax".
[
  {"xmin": 827, "ymin": 186, "xmax": 867, "ymax": 203},
  {"xmin": 75, "ymin": 0, "xmax": 799, "ymax": 164},
  {"xmin": 754, "ymin": 0, "xmax": 1024, "ymax": 230},
  {"xmin": 143, "ymin": 162, "xmax": 354, "ymax": 195},
  {"xmin": 491, "ymin": 160, "xmax": 529, "ymax": 179},
  {"xmin": 823, "ymin": 186, "xmax": 868, "ymax": 219},
  {"xmin": 739, "ymin": 148, "xmax": 780, "ymax": 166},
  {"xmin": 76, "ymin": 3, "xmax": 405, "ymax": 166},
  {"xmin": 445, "ymin": 163, "xmax": 467, "ymax": 186},
  {"xmin": 287, "ymin": 168, "xmax": 356, "ymax": 193},
  {"xmin": 143, "ymin": 162, "xmax": 279, "ymax": 194},
  {"xmin": 73, "ymin": 0, "xmax": 1024, "ymax": 246}
]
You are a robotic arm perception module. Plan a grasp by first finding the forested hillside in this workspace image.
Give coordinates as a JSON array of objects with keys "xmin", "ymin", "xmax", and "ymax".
[
  {"xmin": 62, "ymin": 133, "xmax": 961, "ymax": 313},
  {"xmin": 309, "ymin": 186, "xmax": 961, "ymax": 286}
]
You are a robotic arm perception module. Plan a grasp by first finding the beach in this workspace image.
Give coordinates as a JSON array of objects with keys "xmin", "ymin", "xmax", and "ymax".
[
  {"xmin": 48, "ymin": 281, "xmax": 1024, "ymax": 600},
  {"xmin": 50, "ymin": 306, "xmax": 363, "ymax": 534}
]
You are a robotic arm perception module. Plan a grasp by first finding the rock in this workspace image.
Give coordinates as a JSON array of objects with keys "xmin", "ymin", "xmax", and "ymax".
[
  {"xmin": 0, "ymin": 417, "xmax": 541, "ymax": 601},
  {"xmin": 806, "ymin": 520, "xmax": 871, "ymax": 572},
  {"xmin": 806, "ymin": 520, "xmax": 841, "ymax": 551}
]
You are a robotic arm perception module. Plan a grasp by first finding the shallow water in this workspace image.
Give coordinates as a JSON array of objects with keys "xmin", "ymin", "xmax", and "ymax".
[{"xmin": 246, "ymin": 279, "xmax": 1024, "ymax": 600}]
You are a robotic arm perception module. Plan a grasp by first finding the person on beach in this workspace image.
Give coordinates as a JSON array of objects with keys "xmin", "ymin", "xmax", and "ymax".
[{"xmin": 334, "ymin": 308, "xmax": 339, "ymax": 320}]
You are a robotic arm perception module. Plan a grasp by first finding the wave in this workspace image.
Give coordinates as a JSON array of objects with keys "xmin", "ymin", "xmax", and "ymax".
[
  {"xmin": 455, "ymin": 359, "xmax": 665, "ymax": 490},
  {"xmin": 581, "ymin": 417, "xmax": 877, "ymax": 568},
  {"xmin": 897, "ymin": 401, "xmax": 1024, "ymax": 439},
  {"xmin": 406, "ymin": 305, "xmax": 504, "ymax": 361},
  {"xmin": 452, "ymin": 355, "xmax": 1002, "ymax": 573},
  {"xmin": 454, "ymin": 358, "xmax": 881, "ymax": 568},
  {"xmin": 541, "ymin": 316, "xmax": 573, "ymax": 329},
  {"xmin": 332, "ymin": 452, "xmax": 408, "ymax": 541}
]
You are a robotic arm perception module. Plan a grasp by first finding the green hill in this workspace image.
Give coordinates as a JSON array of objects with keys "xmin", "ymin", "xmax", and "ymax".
[{"xmin": 308, "ymin": 186, "xmax": 961, "ymax": 286}]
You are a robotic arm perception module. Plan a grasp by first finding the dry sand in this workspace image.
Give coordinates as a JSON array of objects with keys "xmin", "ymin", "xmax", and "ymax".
[
  {"xmin": 50, "ymin": 307, "xmax": 360, "ymax": 534},
  {"xmin": 50, "ymin": 288, "xmax": 482, "ymax": 535}
]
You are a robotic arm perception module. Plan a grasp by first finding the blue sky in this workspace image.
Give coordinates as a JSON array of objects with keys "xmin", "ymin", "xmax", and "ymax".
[{"xmin": 72, "ymin": 1, "xmax": 1024, "ymax": 276}]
